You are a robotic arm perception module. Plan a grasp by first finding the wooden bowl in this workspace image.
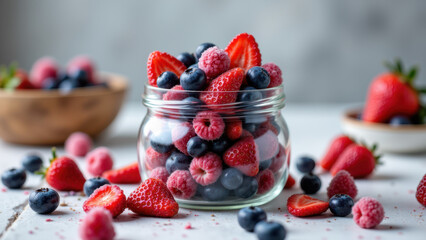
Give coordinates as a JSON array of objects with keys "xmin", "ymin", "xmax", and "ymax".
[{"xmin": 0, "ymin": 73, "xmax": 127, "ymax": 145}]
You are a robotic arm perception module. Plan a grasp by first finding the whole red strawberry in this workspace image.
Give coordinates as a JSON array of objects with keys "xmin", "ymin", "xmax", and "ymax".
[
  {"xmin": 127, "ymin": 178, "xmax": 179, "ymax": 218},
  {"xmin": 416, "ymin": 174, "xmax": 426, "ymax": 206},
  {"xmin": 225, "ymin": 33, "xmax": 262, "ymax": 70},
  {"xmin": 0, "ymin": 65, "xmax": 34, "ymax": 90},
  {"xmin": 363, "ymin": 60, "xmax": 421, "ymax": 123},
  {"xmin": 330, "ymin": 144, "xmax": 380, "ymax": 179},
  {"xmin": 319, "ymin": 135, "xmax": 354, "ymax": 171},
  {"xmin": 223, "ymin": 136, "xmax": 259, "ymax": 177},
  {"xmin": 102, "ymin": 162, "xmax": 141, "ymax": 184},
  {"xmin": 147, "ymin": 51, "xmax": 186, "ymax": 87}
]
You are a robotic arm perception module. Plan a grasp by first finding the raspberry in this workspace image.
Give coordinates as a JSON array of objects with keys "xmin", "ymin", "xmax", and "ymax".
[
  {"xmin": 352, "ymin": 197, "xmax": 385, "ymax": 229},
  {"xmin": 83, "ymin": 185, "xmax": 126, "ymax": 218},
  {"xmin": 163, "ymin": 85, "xmax": 188, "ymax": 101},
  {"xmin": 256, "ymin": 169, "xmax": 275, "ymax": 194},
  {"xmin": 29, "ymin": 57, "xmax": 58, "ymax": 88},
  {"xmin": 223, "ymin": 136, "xmax": 260, "ymax": 177},
  {"xmin": 172, "ymin": 122, "xmax": 196, "ymax": 155},
  {"xmin": 166, "ymin": 170, "xmax": 197, "ymax": 199},
  {"xmin": 254, "ymin": 129, "xmax": 279, "ymax": 161},
  {"xmin": 145, "ymin": 147, "xmax": 170, "ymax": 170},
  {"xmin": 416, "ymin": 174, "xmax": 426, "ymax": 206},
  {"xmin": 327, "ymin": 170, "xmax": 358, "ymax": 199},
  {"xmin": 149, "ymin": 167, "xmax": 169, "ymax": 183},
  {"xmin": 198, "ymin": 46, "xmax": 230, "ymax": 79},
  {"xmin": 86, "ymin": 147, "xmax": 114, "ymax": 176},
  {"xmin": 65, "ymin": 132, "xmax": 92, "ymax": 157},
  {"xmin": 262, "ymin": 63, "xmax": 283, "ymax": 88},
  {"xmin": 68, "ymin": 55, "xmax": 96, "ymax": 83},
  {"xmin": 284, "ymin": 173, "xmax": 296, "ymax": 189},
  {"xmin": 127, "ymin": 178, "xmax": 178, "ymax": 217},
  {"xmin": 193, "ymin": 111, "xmax": 225, "ymax": 140},
  {"xmin": 225, "ymin": 120, "xmax": 243, "ymax": 140},
  {"xmin": 269, "ymin": 145, "xmax": 286, "ymax": 173},
  {"xmin": 189, "ymin": 152, "xmax": 222, "ymax": 186},
  {"xmin": 79, "ymin": 207, "xmax": 115, "ymax": 240}
]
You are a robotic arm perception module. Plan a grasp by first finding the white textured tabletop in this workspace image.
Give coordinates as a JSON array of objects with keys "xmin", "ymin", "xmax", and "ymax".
[{"xmin": 0, "ymin": 103, "xmax": 425, "ymax": 240}]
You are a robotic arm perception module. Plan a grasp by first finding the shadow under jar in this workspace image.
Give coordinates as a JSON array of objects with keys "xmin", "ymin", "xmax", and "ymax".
[{"xmin": 138, "ymin": 84, "xmax": 290, "ymax": 210}]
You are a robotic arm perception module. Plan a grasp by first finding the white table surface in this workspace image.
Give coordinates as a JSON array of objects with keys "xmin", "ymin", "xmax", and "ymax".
[{"xmin": 0, "ymin": 103, "xmax": 425, "ymax": 240}]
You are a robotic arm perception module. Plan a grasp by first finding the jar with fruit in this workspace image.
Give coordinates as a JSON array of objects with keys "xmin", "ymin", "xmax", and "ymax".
[{"xmin": 138, "ymin": 33, "xmax": 290, "ymax": 209}]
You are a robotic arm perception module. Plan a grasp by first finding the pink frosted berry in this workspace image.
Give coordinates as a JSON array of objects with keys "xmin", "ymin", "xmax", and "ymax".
[
  {"xmin": 189, "ymin": 152, "xmax": 222, "ymax": 186},
  {"xmin": 149, "ymin": 167, "xmax": 169, "ymax": 183},
  {"xmin": 198, "ymin": 46, "xmax": 230, "ymax": 79},
  {"xmin": 327, "ymin": 170, "xmax": 358, "ymax": 199},
  {"xmin": 256, "ymin": 169, "xmax": 275, "ymax": 194},
  {"xmin": 193, "ymin": 111, "xmax": 225, "ymax": 140},
  {"xmin": 352, "ymin": 197, "xmax": 385, "ymax": 229},
  {"xmin": 65, "ymin": 132, "xmax": 92, "ymax": 157},
  {"xmin": 166, "ymin": 170, "xmax": 197, "ymax": 199},
  {"xmin": 79, "ymin": 207, "xmax": 115, "ymax": 240},
  {"xmin": 262, "ymin": 63, "xmax": 283, "ymax": 88},
  {"xmin": 172, "ymin": 122, "xmax": 196, "ymax": 155},
  {"xmin": 86, "ymin": 147, "xmax": 114, "ymax": 176},
  {"xmin": 30, "ymin": 57, "xmax": 58, "ymax": 88},
  {"xmin": 163, "ymin": 85, "xmax": 188, "ymax": 101},
  {"xmin": 145, "ymin": 147, "xmax": 170, "ymax": 170},
  {"xmin": 67, "ymin": 55, "xmax": 96, "ymax": 83}
]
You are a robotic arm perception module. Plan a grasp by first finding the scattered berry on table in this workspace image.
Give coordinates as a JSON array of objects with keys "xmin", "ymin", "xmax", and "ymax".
[
  {"xmin": 186, "ymin": 136, "xmax": 209, "ymax": 157},
  {"xmin": 352, "ymin": 197, "xmax": 384, "ymax": 229},
  {"xmin": 29, "ymin": 188, "xmax": 60, "ymax": 214},
  {"xmin": 195, "ymin": 42, "xmax": 216, "ymax": 60},
  {"xmin": 86, "ymin": 147, "xmax": 114, "ymax": 176},
  {"xmin": 225, "ymin": 33, "xmax": 261, "ymax": 70},
  {"xmin": 256, "ymin": 169, "xmax": 275, "ymax": 194},
  {"xmin": 330, "ymin": 144, "xmax": 378, "ymax": 178},
  {"xmin": 166, "ymin": 170, "xmax": 197, "ymax": 199},
  {"xmin": 157, "ymin": 71, "xmax": 179, "ymax": 89},
  {"xmin": 193, "ymin": 110, "xmax": 225, "ymax": 140},
  {"xmin": 150, "ymin": 130, "xmax": 174, "ymax": 153},
  {"xmin": 254, "ymin": 221, "xmax": 286, "ymax": 240},
  {"xmin": 319, "ymin": 135, "xmax": 354, "ymax": 171},
  {"xmin": 172, "ymin": 122, "xmax": 196, "ymax": 155},
  {"xmin": 296, "ymin": 156, "xmax": 316, "ymax": 173},
  {"xmin": 102, "ymin": 162, "xmax": 141, "ymax": 184},
  {"xmin": 415, "ymin": 174, "xmax": 426, "ymax": 206},
  {"xmin": 226, "ymin": 120, "xmax": 243, "ymax": 140},
  {"xmin": 389, "ymin": 115, "xmax": 411, "ymax": 126},
  {"xmin": 220, "ymin": 168, "xmax": 243, "ymax": 190},
  {"xmin": 65, "ymin": 132, "xmax": 92, "ymax": 157},
  {"xmin": 177, "ymin": 52, "xmax": 196, "ymax": 68},
  {"xmin": 165, "ymin": 151, "xmax": 192, "ymax": 174},
  {"xmin": 198, "ymin": 46, "xmax": 230, "ymax": 80},
  {"xmin": 223, "ymin": 136, "xmax": 260, "ymax": 177},
  {"xmin": 189, "ymin": 152, "xmax": 222, "ymax": 186},
  {"xmin": 79, "ymin": 207, "xmax": 115, "ymax": 240},
  {"xmin": 210, "ymin": 137, "xmax": 232, "ymax": 154},
  {"xmin": 262, "ymin": 63, "xmax": 283, "ymax": 88},
  {"xmin": 84, "ymin": 177, "xmax": 110, "ymax": 197},
  {"xmin": 180, "ymin": 68, "xmax": 207, "ymax": 91},
  {"xmin": 67, "ymin": 55, "xmax": 96, "ymax": 83},
  {"xmin": 201, "ymin": 181, "xmax": 230, "ymax": 201},
  {"xmin": 149, "ymin": 167, "xmax": 169, "ymax": 183},
  {"xmin": 246, "ymin": 66, "xmax": 270, "ymax": 89},
  {"xmin": 83, "ymin": 184, "xmax": 126, "ymax": 218},
  {"xmin": 237, "ymin": 206, "xmax": 267, "ymax": 232},
  {"xmin": 327, "ymin": 170, "xmax": 358, "ymax": 199},
  {"xmin": 22, "ymin": 154, "xmax": 43, "ymax": 173},
  {"xmin": 30, "ymin": 57, "xmax": 58, "ymax": 88},
  {"xmin": 147, "ymin": 51, "xmax": 186, "ymax": 87},
  {"xmin": 145, "ymin": 147, "xmax": 170, "ymax": 170},
  {"xmin": 238, "ymin": 86, "xmax": 263, "ymax": 102},
  {"xmin": 300, "ymin": 173, "xmax": 321, "ymax": 194},
  {"xmin": 234, "ymin": 176, "xmax": 258, "ymax": 199},
  {"xmin": 329, "ymin": 194, "xmax": 354, "ymax": 217},
  {"xmin": 287, "ymin": 194, "xmax": 329, "ymax": 217},
  {"xmin": 284, "ymin": 174, "xmax": 296, "ymax": 189}
]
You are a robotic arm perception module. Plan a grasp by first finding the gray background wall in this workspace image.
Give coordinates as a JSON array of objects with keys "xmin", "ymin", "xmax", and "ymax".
[{"xmin": 0, "ymin": 0, "xmax": 425, "ymax": 103}]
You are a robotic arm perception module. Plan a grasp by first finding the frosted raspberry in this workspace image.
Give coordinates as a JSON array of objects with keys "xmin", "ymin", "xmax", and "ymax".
[
  {"xmin": 166, "ymin": 170, "xmax": 197, "ymax": 199},
  {"xmin": 65, "ymin": 132, "xmax": 92, "ymax": 157},
  {"xmin": 269, "ymin": 144, "xmax": 286, "ymax": 173},
  {"xmin": 327, "ymin": 170, "xmax": 358, "ymax": 199},
  {"xmin": 145, "ymin": 147, "xmax": 170, "ymax": 170},
  {"xmin": 352, "ymin": 197, "xmax": 385, "ymax": 229},
  {"xmin": 163, "ymin": 85, "xmax": 188, "ymax": 101},
  {"xmin": 86, "ymin": 147, "xmax": 114, "ymax": 176},
  {"xmin": 256, "ymin": 169, "xmax": 275, "ymax": 194},
  {"xmin": 193, "ymin": 111, "xmax": 225, "ymax": 140},
  {"xmin": 79, "ymin": 207, "xmax": 115, "ymax": 240},
  {"xmin": 149, "ymin": 167, "xmax": 169, "ymax": 183},
  {"xmin": 262, "ymin": 63, "xmax": 283, "ymax": 88},
  {"xmin": 198, "ymin": 46, "xmax": 230, "ymax": 79},
  {"xmin": 172, "ymin": 122, "xmax": 196, "ymax": 155},
  {"xmin": 189, "ymin": 152, "xmax": 222, "ymax": 186}
]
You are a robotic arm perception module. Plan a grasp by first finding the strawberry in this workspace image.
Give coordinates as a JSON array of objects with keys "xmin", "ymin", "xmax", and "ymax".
[
  {"xmin": 82, "ymin": 185, "xmax": 126, "ymax": 218},
  {"xmin": 284, "ymin": 173, "xmax": 296, "ymax": 189},
  {"xmin": 102, "ymin": 162, "xmax": 141, "ymax": 184},
  {"xmin": 363, "ymin": 59, "xmax": 421, "ymax": 123},
  {"xmin": 225, "ymin": 33, "xmax": 261, "ymax": 70},
  {"xmin": 0, "ymin": 65, "xmax": 34, "ymax": 90},
  {"xmin": 199, "ymin": 67, "xmax": 244, "ymax": 106},
  {"xmin": 319, "ymin": 135, "xmax": 354, "ymax": 171},
  {"xmin": 225, "ymin": 120, "xmax": 243, "ymax": 140},
  {"xmin": 42, "ymin": 148, "xmax": 86, "ymax": 191},
  {"xmin": 416, "ymin": 174, "xmax": 426, "ymax": 206},
  {"xmin": 147, "ymin": 51, "xmax": 186, "ymax": 87},
  {"xmin": 127, "ymin": 178, "xmax": 179, "ymax": 218},
  {"xmin": 30, "ymin": 57, "xmax": 58, "ymax": 88},
  {"xmin": 330, "ymin": 144, "xmax": 380, "ymax": 179},
  {"xmin": 287, "ymin": 194, "xmax": 329, "ymax": 217},
  {"xmin": 223, "ymin": 136, "xmax": 259, "ymax": 177}
]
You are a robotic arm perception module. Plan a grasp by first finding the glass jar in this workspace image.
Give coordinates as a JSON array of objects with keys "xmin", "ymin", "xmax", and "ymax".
[{"xmin": 138, "ymin": 84, "xmax": 290, "ymax": 210}]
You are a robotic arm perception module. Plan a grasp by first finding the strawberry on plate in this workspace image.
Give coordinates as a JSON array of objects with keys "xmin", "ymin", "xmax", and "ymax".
[
  {"xmin": 287, "ymin": 194, "xmax": 329, "ymax": 217},
  {"xmin": 319, "ymin": 135, "xmax": 354, "ymax": 171},
  {"xmin": 147, "ymin": 51, "xmax": 187, "ymax": 87},
  {"xmin": 225, "ymin": 33, "xmax": 262, "ymax": 70},
  {"xmin": 223, "ymin": 135, "xmax": 259, "ymax": 177},
  {"xmin": 102, "ymin": 162, "xmax": 141, "ymax": 184},
  {"xmin": 83, "ymin": 184, "xmax": 127, "ymax": 218}
]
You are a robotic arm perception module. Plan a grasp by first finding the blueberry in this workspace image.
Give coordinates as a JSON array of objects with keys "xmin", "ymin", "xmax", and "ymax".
[
  {"xmin": 246, "ymin": 67, "xmax": 270, "ymax": 89},
  {"xmin": 234, "ymin": 176, "xmax": 258, "ymax": 198},
  {"xmin": 177, "ymin": 52, "xmax": 196, "ymax": 68},
  {"xmin": 202, "ymin": 181, "xmax": 229, "ymax": 201},
  {"xmin": 150, "ymin": 130, "xmax": 174, "ymax": 153},
  {"xmin": 188, "ymin": 63, "xmax": 199, "ymax": 69},
  {"xmin": 243, "ymin": 123, "xmax": 257, "ymax": 133},
  {"xmin": 300, "ymin": 173, "xmax": 321, "ymax": 194},
  {"xmin": 42, "ymin": 77, "xmax": 60, "ymax": 90},
  {"xmin": 220, "ymin": 168, "xmax": 243, "ymax": 190},
  {"xmin": 187, "ymin": 136, "xmax": 208, "ymax": 157},
  {"xmin": 180, "ymin": 68, "xmax": 207, "ymax": 91},
  {"xmin": 237, "ymin": 206, "xmax": 267, "ymax": 232},
  {"xmin": 389, "ymin": 115, "xmax": 411, "ymax": 126},
  {"xmin": 29, "ymin": 188, "xmax": 60, "ymax": 214},
  {"xmin": 329, "ymin": 194, "xmax": 354, "ymax": 217},
  {"xmin": 84, "ymin": 177, "xmax": 110, "ymax": 197},
  {"xmin": 254, "ymin": 221, "xmax": 287, "ymax": 240},
  {"xmin": 238, "ymin": 86, "xmax": 263, "ymax": 102},
  {"xmin": 1, "ymin": 168, "xmax": 26, "ymax": 189},
  {"xmin": 22, "ymin": 155, "xmax": 43, "ymax": 173},
  {"xmin": 195, "ymin": 42, "xmax": 216, "ymax": 60},
  {"xmin": 180, "ymin": 97, "xmax": 204, "ymax": 117},
  {"xmin": 259, "ymin": 159, "xmax": 272, "ymax": 171},
  {"xmin": 210, "ymin": 137, "xmax": 232, "ymax": 154},
  {"xmin": 244, "ymin": 115, "xmax": 268, "ymax": 125},
  {"xmin": 157, "ymin": 71, "xmax": 179, "ymax": 89},
  {"xmin": 70, "ymin": 69, "xmax": 90, "ymax": 87},
  {"xmin": 58, "ymin": 79, "xmax": 78, "ymax": 93},
  {"xmin": 165, "ymin": 151, "xmax": 192, "ymax": 174},
  {"xmin": 296, "ymin": 156, "xmax": 316, "ymax": 173}
]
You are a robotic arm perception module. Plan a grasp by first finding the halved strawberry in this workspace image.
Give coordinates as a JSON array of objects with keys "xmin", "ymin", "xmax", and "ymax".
[
  {"xmin": 225, "ymin": 33, "xmax": 262, "ymax": 70},
  {"xmin": 287, "ymin": 194, "xmax": 329, "ymax": 217},
  {"xmin": 147, "ymin": 51, "xmax": 186, "ymax": 87},
  {"xmin": 102, "ymin": 162, "xmax": 141, "ymax": 184},
  {"xmin": 82, "ymin": 185, "xmax": 127, "ymax": 218}
]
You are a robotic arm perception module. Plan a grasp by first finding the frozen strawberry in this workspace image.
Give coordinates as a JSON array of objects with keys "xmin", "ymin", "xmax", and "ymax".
[
  {"xmin": 149, "ymin": 167, "xmax": 169, "ymax": 183},
  {"xmin": 127, "ymin": 178, "xmax": 179, "ymax": 217},
  {"xmin": 193, "ymin": 111, "xmax": 225, "ymax": 141},
  {"xmin": 284, "ymin": 173, "xmax": 296, "ymax": 189},
  {"xmin": 223, "ymin": 136, "xmax": 260, "ymax": 177},
  {"xmin": 65, "ymin": 132, "xmax": 92, "ymax": 157},
  {"xmin": 166, "ymin": 170, "xmax": 197, "ymax": 199},
  {"xmin": 83, "ymin": 185, "xmax": 126, "ymax": 218},
  {"xmin": 30, "ymin": 57, "xmax": 58, "ymax": 88},
  {"xmin": 147, "ymin": 51, "xmax": 186, "ymax": 87},
  {"xmin": 319, "ymin": 135, "xmax": 354, "ymax": 171},
  {"xmin": 145, "ymin": 147, "xmax": 170, "ymax": 170},
  {"xmin": 86, "ymin": 147, "xmax": 114, "ymax": 176},
  {"xmin": 256, "ymin": 169, "xmax": 275, "ymax": 194},
  {"xmin": 79, "ymin": 207, "xmax": 115, "ymax": 240},
  {"xmin": 189, "ymin": 152, "xmax": 222, "ymax": 186},
  {"xmin": 327, "ymin": 170, "xmax": 358, "ymax": 199},
  {"xmin": 102, "ymin": 162, "xmax": 141, "ymax": 184},
  {"xmin": 287, "ymin": 194, "xmax": 329, "ymax": 217},
  {"xmin": 225, "ymin": 120, "xmax": 243, "ymax": 140},
  {"xmin": 198, "ymin": 46, "xmax": 230, "ymax": 79},
  {"xmin": 225, "ymin": 33, "xmax": 262, "ymax": 70},
  {"xmin": 172, "ymin": 122, "xmax": 196, "ymax": 155},
  {"xmin": 67, "ymin": 55, "xmax": 96, "ymax": 83},
  {"xmin": 416, "ymin": 174, "xmax": 426, "ymax": 206},
  {"xmin": 262, "ymin": 63, "xmax": 283, "ymax": 88}
]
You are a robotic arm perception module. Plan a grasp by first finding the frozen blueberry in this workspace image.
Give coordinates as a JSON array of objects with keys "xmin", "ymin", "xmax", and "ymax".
[
  {"xmin": 238, "ymin": 86, "xmax": 263, "ymax": 102},
  {"xmin": 180, "ymin": 68, "xmax": 207, "ymax": 91},
  {"xmin": 220, "ymin": 168, "xmax": 243, "ymax": 190},
  {"xmin": 296, "ymin": 156, "xmax": 316, "ymax": 173},
  {"xmin": 243, "ymin": 123, "xmax": 257, "ymax": 133},
  {"xmin": 195, "ymin": 42, "xmax": 216, "ymax": 60},
  {"xmin": 150, "ymin": 130, "xmax": 174, "ymax": 153},
  {"xmin": 254, "ymin": 221, "xmax": 286, "ymax": 240},
  {"xmin": 177, "ymin": 52, "xmax": 196, "ymax": 68},
  {"xmin": 1, "ymin": 168, "xmax": 26, "ymax": 189},
  {"xmin": 42, "ymin": 77, "xmax": 60, "ymax": 90},
  {"xmin": 29, "ymin": 188, "xmax": 60, "ymax": 214},
  {"xmin": 238, "ymin": 206, "xmax": 267, "ymax": 232},
  {"xmin": 157, "ymin": 71, "xmax": 179, "ymax": 89},
  {"xmin": 259, "ymin": 159, "xmax": 272, "ymax": 171},
  {"xmin": 22, "ymin": 154, "xmax": 43, "ymax": 173},
  {"xmin": 300, "ymin": 173, "xmax": 321, "ymax": 194},
  {"xmin": 389, "ymin": 115, "xmax": 411, "ymax": 126},
  {"xmin": 202, "ymin": 181, "xmax": 229, "ymax": 201},
  {"xmin": 210, "ymin": 137, "xmax": 232, "ymax": 154},
  {"xmin": 180, "ymin": 97, "xmax": 204, "ymax": 117},
  {"xmin": 329, "ymin": 194, "xmax": 354, "ymax": 217},
  {"xmin": 244, "ymin": 115, "xmax": 268, "ymax": 125},
  {"xmin": 165, "ymin": 151, "xmax": 192, "ymax": 174},
  {"xmin": 246, "ymin": 66, "xmax": 270, "ymax": 89},
  {"xmin": 69, "ymin": 69, "xmax": 90, "ymax": 87},
  {"xmin": 83, "ymin": 177, "xmax": 110, "ymax": 197},
  {"xmin": 234, "ymin": 176, "xmax": 258, "ymax": 199},
  {"xmin": 187, "ymin": 136, "xmax": 209, "ymax": 157}
]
